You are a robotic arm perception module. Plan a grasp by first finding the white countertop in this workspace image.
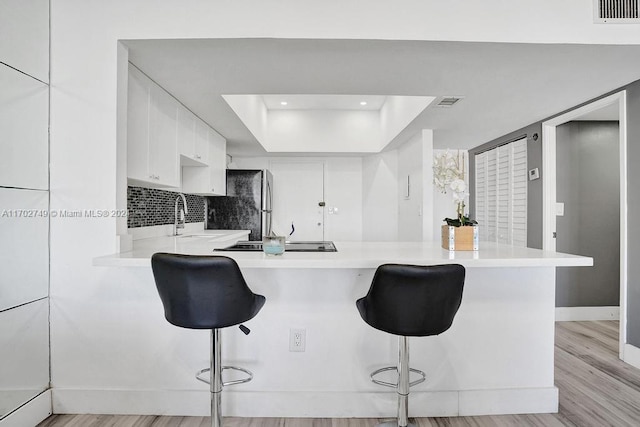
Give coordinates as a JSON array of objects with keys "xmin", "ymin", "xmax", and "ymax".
[{"xmin": 94, "ymin": 236, "xmax": 593, "ymax": 269}]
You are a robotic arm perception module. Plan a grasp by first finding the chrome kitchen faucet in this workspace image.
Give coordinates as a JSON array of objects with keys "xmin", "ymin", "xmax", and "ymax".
[{"xmin": 174, "ymin": 193, "xmax": 189, "ymax": 236}]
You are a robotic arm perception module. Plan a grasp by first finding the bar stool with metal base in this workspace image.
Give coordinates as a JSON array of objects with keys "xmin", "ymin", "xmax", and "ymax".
[
  {"xmin": 151, "ymin": 253, "xmax": 266, "ymax": 427},
  {"xmin": 356, "ymin": 263, "xmax": 465, "ymax": 427}
]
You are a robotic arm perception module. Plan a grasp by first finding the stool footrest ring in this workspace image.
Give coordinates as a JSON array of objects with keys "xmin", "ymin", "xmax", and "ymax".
[
  {"xmin": 370, "ymin": 366, "xmax": 426, "ymax": 388},
  {"xmin": 195, "ymin": 365, "xmax": 254, "ymax": 386}
]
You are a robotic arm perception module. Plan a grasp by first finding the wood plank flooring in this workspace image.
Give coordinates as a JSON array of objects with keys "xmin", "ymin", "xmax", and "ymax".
[{"xmin": 38, "ymin": 321, "xmax": 640, "ymax": 427}]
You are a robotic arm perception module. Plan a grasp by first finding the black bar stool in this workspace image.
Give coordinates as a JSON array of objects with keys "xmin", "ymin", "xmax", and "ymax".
[
  {"xmin": 356, "ymin": 263, "xmax": 465, "ymax": 427},
  {"xmin": 151, "ymin": 253, "xmax": 266, "ymax": 427}
]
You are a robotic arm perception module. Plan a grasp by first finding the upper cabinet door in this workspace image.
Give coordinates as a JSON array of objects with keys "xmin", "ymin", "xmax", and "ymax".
[
  {"xmin": 177, "ymin": 104, "xmax": 196, "ymax": 164},
  {"xmin": 194, "ymin": 118, "xmax": 210, "ymax": 166},
  {"xmin": 126, "ymin": 64, "xmax": 179, "ymax": 189},
  {"xmin": 0, "ymin": 65, "xmax": 49, "ymax": 190},
  {"xmin": 177, "ymin": 105, "xmax": 208, "ymax": 167},
  {"xmin": 0, "ymin": 0, "xmax": 49, "ymax": 82},
  {"xmin": 209, "ymin": 127, "xmax": 226, "ymax": 196},
  {"xmin": 149, "ymin": 83, "xmax": 179, "ymax": 188},
  {"xmin": 181, "ymin": 126, "xmax": 226, "ymax": 196},
  {"xmin": 126, "ymin": 64, "xmax": 151, "ymax": 184}
]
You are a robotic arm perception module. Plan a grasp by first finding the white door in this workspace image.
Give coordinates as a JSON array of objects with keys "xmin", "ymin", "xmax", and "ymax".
[{"xmin": 269, "ymin": 161, "xmax": 324, "ymax": 241}]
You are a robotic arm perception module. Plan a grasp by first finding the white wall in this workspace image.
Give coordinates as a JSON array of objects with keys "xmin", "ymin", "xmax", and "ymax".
[
  {"xmin": 267, "ymin": 110, "xmax": 381, "ymax": 153},
  {"xmin": 397, "ymin": 130, "xmax": 434, "ymax": 241},
  {"xmin": 48, "ymin": 0, "xmax": 640, "ymax": 416},
  {"xmin": 362, "ymin": 151, "xmax": 399, "ymax": 241}
]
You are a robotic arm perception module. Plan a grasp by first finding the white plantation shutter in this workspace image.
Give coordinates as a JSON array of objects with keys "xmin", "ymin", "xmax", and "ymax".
[
  {"xmin": 511, "ymin": 140, "xmax": 528, "ymax": 246},
  {"xmin": 474, "ymin": 138, "xmax": 527, "ymax": 247},
  {"xmin": 475, "ymin": 151, "xmax": 488, "ymax": 241}
]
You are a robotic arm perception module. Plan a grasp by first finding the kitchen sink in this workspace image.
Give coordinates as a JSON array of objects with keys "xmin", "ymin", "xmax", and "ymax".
[
  {"xmin": 215, "ymin": 241, "xmax": 337, "ymax": 252},
  {"xmin": 177, "ymin": 234, "xmax": 225, "ymax": 239}
]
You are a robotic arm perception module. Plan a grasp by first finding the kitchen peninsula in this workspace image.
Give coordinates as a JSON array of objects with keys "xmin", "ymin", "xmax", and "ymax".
[{"xmin": 91, "ymin": 239, "xmax": 592, "ymax": 418}]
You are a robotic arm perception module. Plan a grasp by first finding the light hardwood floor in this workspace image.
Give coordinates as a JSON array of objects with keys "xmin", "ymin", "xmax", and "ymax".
[{"xmin": 38, "ymin": 321, "xmax": 640, "ymax": 427}]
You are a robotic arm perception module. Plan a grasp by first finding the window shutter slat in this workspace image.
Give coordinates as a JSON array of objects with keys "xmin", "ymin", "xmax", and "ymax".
[{"xmin": 474, "ymin": 137, "xmax": 527, "ymax": 247}]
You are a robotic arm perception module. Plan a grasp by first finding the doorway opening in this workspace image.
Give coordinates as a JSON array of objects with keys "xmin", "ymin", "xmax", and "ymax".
[{"xmin": 542, "ymin": 91, "xmax": 627, "ymax": 359}]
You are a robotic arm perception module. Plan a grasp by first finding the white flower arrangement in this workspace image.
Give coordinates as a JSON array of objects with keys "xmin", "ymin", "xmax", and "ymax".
[{"xmin": 433, "ymin": 150, "xmax": 476, "ymax": 226}]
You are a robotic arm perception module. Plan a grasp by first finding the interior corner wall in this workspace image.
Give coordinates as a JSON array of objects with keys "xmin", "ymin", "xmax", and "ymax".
[{"xmin": 362, "ymin": 151, "xmax": 399, "ymax": 241}]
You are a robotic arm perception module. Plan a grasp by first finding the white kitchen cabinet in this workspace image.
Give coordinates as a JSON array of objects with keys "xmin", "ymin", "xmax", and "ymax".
[
  {"xmin": 208, "ymin": 127, "xmax": 226, "ymax": 195},
  {"xmin": 177, "ymin": 105, "xmax": 208, "ymax": 167},
  {"xmin": 148, "ymin": 83, "xmax": 180, "ymax": 187},
  {"xmin": 194, "ymin": 117, "xmax": 210, "ymax": 165},
  {"xmin": 182, "ymin": 127, "xmax": 226, "ymax": 196},
  {"xmin": 0, "ymin": 64, "xmax": 49, "ymax": 190},
  {"xmin": 126, "ymin": 64, "xmax": 150, "ymax": 185},
  {"xmin": 127, "ymin": 64, "xmax": 179, "ymax": 189}
]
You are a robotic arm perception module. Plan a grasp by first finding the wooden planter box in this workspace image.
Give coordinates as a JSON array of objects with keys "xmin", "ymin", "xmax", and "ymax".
[{"xmin": 441, "ymin": 225, "xmax": 479, "ymax": 251}]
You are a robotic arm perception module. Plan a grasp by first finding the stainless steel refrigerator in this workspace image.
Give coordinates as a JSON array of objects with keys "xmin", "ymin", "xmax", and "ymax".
[{"xmin": 206, "ymin": 169, "xmax": 273, "ymax": 241}]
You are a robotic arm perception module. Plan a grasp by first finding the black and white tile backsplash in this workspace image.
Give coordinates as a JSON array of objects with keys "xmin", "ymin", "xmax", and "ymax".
[{"xmin": 127, "ymin": 186, "xmax": 205, "ymax": 228}]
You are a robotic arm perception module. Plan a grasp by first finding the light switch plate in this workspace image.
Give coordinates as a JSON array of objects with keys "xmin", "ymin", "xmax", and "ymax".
[{"xmin": 556, "ymin": 202, "xmax": 565, "ymax": 216}]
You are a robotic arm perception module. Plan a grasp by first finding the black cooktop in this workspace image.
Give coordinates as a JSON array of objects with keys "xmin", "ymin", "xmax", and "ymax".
[{"xmin": 215, "ymin": 241, "xmax": 337, "ymax": 252}]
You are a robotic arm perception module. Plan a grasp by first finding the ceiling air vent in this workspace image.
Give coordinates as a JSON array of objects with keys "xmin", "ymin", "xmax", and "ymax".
[
  {"xmin": 594, "ymin": 0, "xmax": 639, "ymax": 23},
  {"xmin": 434, "ymin": 96, "xmax": 463, "ymax": 108}
]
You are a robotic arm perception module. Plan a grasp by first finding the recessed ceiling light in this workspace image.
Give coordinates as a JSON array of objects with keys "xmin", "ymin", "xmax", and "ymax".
[
  {"xmin": 280, "ymin": 101, "xmax": 288, "ymax": 106},
  {"xmin": 360, "ymin": 101, "xmax": 367, "ymax": 106}
]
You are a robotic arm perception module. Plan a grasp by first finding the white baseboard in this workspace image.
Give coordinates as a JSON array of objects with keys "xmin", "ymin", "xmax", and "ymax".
[
  {"xmin": 623, "ymin": 344, "xmax": 640, "ymax": 370},
  {"xmin": 52, "ymin": 387, "xmax": 558, "ymax": 417},
  {"xmin": 555, "ymin": 306, "xmax": 619, "ymax": 321},
  {"xmin": 459, "ymin": 387, "xmax": 558, "ymax": 416},
  {"xmin": 0, "ymin": 390, "xmax": 52, "ymax": 427}
]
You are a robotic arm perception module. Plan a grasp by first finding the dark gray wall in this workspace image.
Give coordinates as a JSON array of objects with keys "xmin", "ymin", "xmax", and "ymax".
[
  {"xmin": 468, "ymin": 123, "xmax": 543, "ymax": 249},
  {"xmin": 626, "ymin": 84, "xmax": 640, "ymax": 346},
  {"xmin": 555, "ymin": 122, "xmax": 620, "ymax": 307}
]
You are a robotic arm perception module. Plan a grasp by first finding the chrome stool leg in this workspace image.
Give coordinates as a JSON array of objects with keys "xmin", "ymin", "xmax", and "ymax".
[
  {"xmin": 397, "ymin": 336, "xmax": 411, "ymax": 427},
  {"xmin": 371, "ymin": 336, "xmax": 425, "ymax": 427},
  {"xmin": 194, "ymin": 329, "xmax": 254, "ymax": 427},
  {"xmin": 211, "ymin": 329, "xmax": 222, "ymax": 427}
]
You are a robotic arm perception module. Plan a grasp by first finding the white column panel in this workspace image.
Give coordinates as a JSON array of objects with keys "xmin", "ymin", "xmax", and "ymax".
[
  {"xmin": 0, "ymin": 188, "xmax": 49, "ymax": 311},
  {"xmin": 0, "ymin": 65, "xmax": 49, "ymax": 190},
  {"xmin": 0, "ymin": 0, "xmax": 49, "ymax": 83},
  {"xmin": 0, "ymin": 299, "xmax": 50, "ymax": 419}
]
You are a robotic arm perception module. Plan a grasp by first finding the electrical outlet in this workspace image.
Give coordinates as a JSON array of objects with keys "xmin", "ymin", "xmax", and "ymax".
[{"xmin": 289, "ymin": 328, "xmax": 306, "ymax": 352}]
